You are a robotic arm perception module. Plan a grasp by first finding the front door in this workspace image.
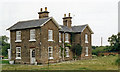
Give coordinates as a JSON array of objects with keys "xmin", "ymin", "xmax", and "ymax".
[{"xmin": 30, "ymin": 49, "xmax": 36, "ymax": 64}]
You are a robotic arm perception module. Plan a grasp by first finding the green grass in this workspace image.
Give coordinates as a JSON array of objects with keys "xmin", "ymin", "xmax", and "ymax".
[
  {"xmin": 0, "ymin": 60, "xmax": 9, "ymax": 64},
  {"xmin": 2, "ymin": 55, "xmax": 118, "ymax": 70}
]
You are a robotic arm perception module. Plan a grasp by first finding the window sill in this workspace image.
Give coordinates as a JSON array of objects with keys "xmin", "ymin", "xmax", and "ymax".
[
  {"xmin": 48, "ymin": 40, "xmax": 54, "ymax": 42},
  {"xmin": 48, "ymin": 57, "xmax": 53, "ymax": 59},
  {"xmin": 15, "ymin": 40, "xmax": 22, "ymax": 42},
  {"xmin": 65, "ymin": 41, "xmax": 69, "ymax": 43},
  {"xmin": 59, "ymin": 41, "xmax": 62, "ymax": 43},
  {"xmin": 66, "ymin": 55, "xmax": 69, "ymax": 57},
  {"xmin": 85, "ymin": 41, "xmax": 88, "ymax": 43},
  {"xmin": 85, "ymin": 55, "xmax": 88, "ymax": 56},
  {"xmin": 29, "ymin": 39, "xmax": 36, "ymax": 42},
  {"xmin": 16, "ymin": 57, "xmax": 21, "ymax": 59}
]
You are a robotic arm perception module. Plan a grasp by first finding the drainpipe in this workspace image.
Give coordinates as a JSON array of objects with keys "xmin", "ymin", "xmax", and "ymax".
[{"xmin": 62, "ymin": 32, "xmax": 64, "ymax": 60}]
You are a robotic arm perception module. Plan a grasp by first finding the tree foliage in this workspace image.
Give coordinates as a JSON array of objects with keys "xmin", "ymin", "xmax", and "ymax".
[
  {"xmin": 108, "ymin": 33, "xmax": 120, "ymax": 52},
  {"xmin": 0, "ymin": 35, "xmax": 10, "ymax": 57},
  {"xmin": 71, "ymin": 44, "xmax": 82, "ymax": 58}
]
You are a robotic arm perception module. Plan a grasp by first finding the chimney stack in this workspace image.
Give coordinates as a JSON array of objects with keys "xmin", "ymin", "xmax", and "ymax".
[
  {"xmin": 63, "ymin": 13, "xmax": 72, "ymax": 28},
  {"xmin": 38, "ymin": 7, "xmax": 49, "ymax": 19},
  {"xmin": 40, "ymin": 8, "xmax": 43, "ymax": 12}
]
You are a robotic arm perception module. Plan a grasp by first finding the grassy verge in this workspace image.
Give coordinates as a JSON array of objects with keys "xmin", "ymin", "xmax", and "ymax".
[
  {"xmin": 0, "ymin": 60, "xmax": 9, "ymax": 64},
  {"xmin": 2, "ymin": 55, "xmax": 118, "ymax": 70}
]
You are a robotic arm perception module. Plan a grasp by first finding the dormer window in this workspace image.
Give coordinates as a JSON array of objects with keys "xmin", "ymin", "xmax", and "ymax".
[
  {"xmin": 48, "ymin": 30, "xmax": 53, "ymax": 41},
  {"xmin": 65, "ymin": 33, "xmax": 69, "ymax": 43},
  {"xmin": 15, "ymin": 31, "xmax": 22, "ymax": 42},
  {"xmin": 85, "ymin": 34, "xmax": 88, "ymax": 43},
  {"xmin": 29, "ymin": 29, "xmax": 36, "ymax": 41}
]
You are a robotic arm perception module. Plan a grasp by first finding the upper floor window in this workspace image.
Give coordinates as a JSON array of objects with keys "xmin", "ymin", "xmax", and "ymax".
[
  {"xmin": 15, "ymin": 31, "xmax": 21, "ymax": 42},
  {"xmin": 85, "ymin": 34, "xmax": 88, "ymax": 43},
  {"xmin": 65, "ymin": 33, "xmax": 69, "ymax": 43},
  {"xmin": 59, "ymin": 32, "xmax": 61, "ymax": 42},
  {"xmin": 48, "ymin": 30, "xmax": 53, "ymax": 41},
  {"xmin": 16, "ymin": 47, "xmax": 21, "ymax": 59},
  {"xmin": 65, "ymin": 47, "xmax": 69, "ymax": 57},
  {"xmin": 48, "ymin": 46, "xmax": 53, "ymax": 59},
  {"xmin": 85, "ymin": 47, "xmax": 88, "ymax": 56},
  {"xmin": 29, "ymin": 29, "xmax": 36, "ymax": 41}
]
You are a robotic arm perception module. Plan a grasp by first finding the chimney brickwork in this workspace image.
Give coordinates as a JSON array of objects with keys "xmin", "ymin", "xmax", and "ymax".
[
  {"xmin": 38, "ymin": 7, "xmax": 49, "ymax": 19},
  {"xmin": 63, "ymin": 13, "xmax": 72, "ymax": 28}
]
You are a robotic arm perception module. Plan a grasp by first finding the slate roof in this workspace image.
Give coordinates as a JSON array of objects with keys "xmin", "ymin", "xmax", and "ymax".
[
  {"xmin": 72, "ymin": 25, "xmax": 87, "ymax": 32},
  {"xmin": 59, "ymin": 25, "xmax": 73, "ymax": 32},
  {"xmin": 7, "ymin": 17, "xmax": 51, "ymax": 30},
  {"xmin": 7, "ymin": 17, "xmax": 92, "ymax": 33},
  {"xmin": 59, "ymin": 24, "xmax": 87, "ymax": 33}
]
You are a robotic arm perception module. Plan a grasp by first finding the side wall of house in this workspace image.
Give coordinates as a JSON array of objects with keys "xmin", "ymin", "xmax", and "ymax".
[{"xmin": 80, "ymin": 26, "xmax": 92, "ymax": 59}]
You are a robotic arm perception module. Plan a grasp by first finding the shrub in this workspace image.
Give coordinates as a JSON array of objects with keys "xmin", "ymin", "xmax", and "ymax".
[
  {"xmin": 115, "ymin": 58, "xmax": 120, "ymax": 65},
  {"xmin": 71, "ymin": 44, "xmax": 82, "ymax": 59}
]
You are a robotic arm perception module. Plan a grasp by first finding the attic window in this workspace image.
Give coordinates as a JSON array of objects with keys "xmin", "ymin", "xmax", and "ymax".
[{"xmin": 15, "ymin": 31, "xmax": 22, "ymax": 42}]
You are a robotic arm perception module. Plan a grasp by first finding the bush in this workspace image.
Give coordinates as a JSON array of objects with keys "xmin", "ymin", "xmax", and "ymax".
[
  {"xmin": 100, "ymin": 53, "xmax": 104, "ymax": 56},
  {"xmin": 71, "ymin": 44, "xmax": 82, "ymax": 59},
  {"xmin": 115, "ymin": 58, "xmax": 120, "ymax": 65}
]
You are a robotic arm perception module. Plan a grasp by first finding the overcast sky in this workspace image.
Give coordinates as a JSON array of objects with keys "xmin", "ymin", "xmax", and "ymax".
[{"xmin": 0, "ymin": 0, "xmax": 119, "ymax": 46}]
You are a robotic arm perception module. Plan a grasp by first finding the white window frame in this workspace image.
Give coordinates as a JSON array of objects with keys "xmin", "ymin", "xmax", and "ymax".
[
  {"xmin": 85, "ymin": 34, "xmax": 88, "ymax": 43},
  {"xmin": 59, "ymin": 32, "xmax": 61, "ymax": 43},
  {"xmin": 59, "ymin": 47, "xmax": 61, "ymax": 58},
  {"xmin": 15, "ymin": 31, "xmax": 22, "ymax": 42},
  {"xmin": 48, "ymin": 46, "xmax": 53, "ymax": 59},
  {"xmin": 29, "ymin": 29, "xmax": 36, "ymax": 41},
  {"xmin": 65, "ymin": 47, "xmax": 69, "ymax": 57},
  {"xmin": 16, "ymin": 47, "xmax": 21, "ymax": 59},
  {"xmin": 48, "ymin": 30, "xmax": 53, "ymax": 41},
  {"xmin": 65, "ymin": 33, "xmax": 69, "ymax": 43},
  {"xmin": 85, "ymin": 47, "xmax": 88, "ymax": 56}
]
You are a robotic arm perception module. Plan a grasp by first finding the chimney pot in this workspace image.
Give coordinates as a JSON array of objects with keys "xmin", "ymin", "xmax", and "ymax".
[
  {"xmin": 45, "ymin": 7, "xmax": 47, "ymax": 11},
  {"xmin": 69, "ymin": 13, "xmax": 71, "ymax": 17},
  {"xmin": 64, "ymin": 14, "xmax": 66, "ymax": 17},
  {"xmin": 40, "ymin": 8, "xmax": 43, "ymax": 12}
]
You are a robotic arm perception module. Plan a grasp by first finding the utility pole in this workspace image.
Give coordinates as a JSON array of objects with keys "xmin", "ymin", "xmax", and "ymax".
[{"xmin": 101, "ymin": 37, "xmax": 103, "ymax": 46}]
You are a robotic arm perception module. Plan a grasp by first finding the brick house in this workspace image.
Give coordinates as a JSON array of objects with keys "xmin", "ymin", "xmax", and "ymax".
[{"xmin": 7, "ymin": 7, "xmax": 93, "ymax": 64}]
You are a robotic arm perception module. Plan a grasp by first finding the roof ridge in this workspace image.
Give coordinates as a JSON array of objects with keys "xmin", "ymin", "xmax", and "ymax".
[
  {"xmin": 18, "ymin": 17, "xmax": 51, "ymax": 23},
  {"xmin": 72, "ymin": 24, "xmax": 88, "ymax": 27}
]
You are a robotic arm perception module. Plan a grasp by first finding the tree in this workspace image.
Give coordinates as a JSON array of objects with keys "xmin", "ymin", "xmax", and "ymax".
[
  {"xmin": 108, "ymin": 33, "xmax": 120, "ymax": 52},
  {"xmin": 71, "ymin": 44, "xmax": 82, "ymax": 59},
  {"xmin": 0, "ymin": 35, "xmax": 10, "ymax": 57}
]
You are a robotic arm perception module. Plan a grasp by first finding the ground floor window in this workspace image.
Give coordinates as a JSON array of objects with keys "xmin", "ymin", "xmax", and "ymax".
[
  {"xmin": 85, "ymin": 47, "xmax": 88, "ymax": 56},
  {"xmin": 59, "ymin": 47, "xmax": 61, "ymax": 58},
  {"xmin": 48, "ymin": 46, "xmax": 53, "ymax": 59},
  {"xmin": 16, "ymin": 47, "xmax": 21, "ymax": 59},
  {"xmin": 65, "ymin": 47, "xmax": 69, "ymax": 57}
]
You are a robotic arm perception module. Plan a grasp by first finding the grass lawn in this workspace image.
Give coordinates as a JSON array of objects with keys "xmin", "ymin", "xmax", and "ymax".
[{"xmin": 2, "ymin": 55, "xmax": 118, "ymax": 70}]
